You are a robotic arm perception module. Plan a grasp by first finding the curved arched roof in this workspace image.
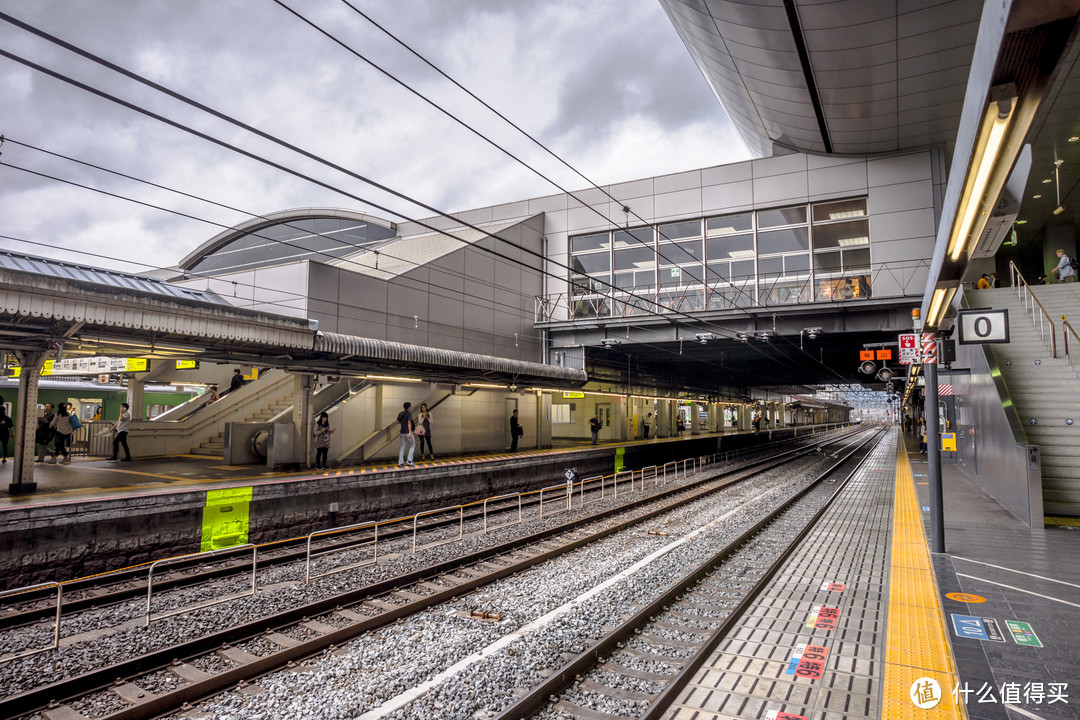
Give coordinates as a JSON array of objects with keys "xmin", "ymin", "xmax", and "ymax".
[{"xmin": 178, "ymin": 208, "xmax": 396, "ymax": 272}]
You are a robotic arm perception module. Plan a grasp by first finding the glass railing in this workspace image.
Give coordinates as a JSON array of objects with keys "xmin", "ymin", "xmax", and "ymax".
[{"xmin": 536, "ymin": 259, "xmax": 929, "ymax": 323}]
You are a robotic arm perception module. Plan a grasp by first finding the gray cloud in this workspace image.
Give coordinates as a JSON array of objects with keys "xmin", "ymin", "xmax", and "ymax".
[{"xmin": 0, "ymin": 0, "xmax": 748, "ymax": 272}]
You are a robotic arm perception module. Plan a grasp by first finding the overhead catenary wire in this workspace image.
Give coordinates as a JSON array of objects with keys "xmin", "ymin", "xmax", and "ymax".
[{"xmin": 0, "ymin": 13, "xmax": 851, "ymax": 388}]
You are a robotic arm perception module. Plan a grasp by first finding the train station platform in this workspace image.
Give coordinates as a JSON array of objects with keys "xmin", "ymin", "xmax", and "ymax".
[
  {"xmin": 665, "ymin": 428, "xmax": 1078, "ymax": 720},
  {"xmin": 0, "ymin": 424, "xmax": 843, "ymax": 588}
]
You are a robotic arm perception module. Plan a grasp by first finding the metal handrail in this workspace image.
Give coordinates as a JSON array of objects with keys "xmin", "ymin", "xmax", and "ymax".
[
  {"xmin": 579, "ymin": 475, "xmax": 604, "ymax": 508},
  {"xmin": 305, "ymin": 520, "xmax": 380, "ymax": 583},
  {"xmin": 1010, "ymin": 261, "xmax": 1057, "ymax": 358},
  {"xmin": 146, "ymin": 545, "xmax": 256, "ymax": 626},
  {"xmin": 0, "ymin": 582, "xmax": 62, "ymax": 663},
  {"xmin": 539, "ymin": 484, "xmax": 571, "ymax": 519},
  {"xmin": 483, "ymin": 493, "xmax": 523, "ymax": 534},
  {"xmin": 663, "ymin": 461, "xmax": 678, "ymax": 483},
  {"xmin": 1063, "ymin": 319, "xmax": 1080, "ymax": 366},
  {"xmin": 412, "ymin": 505, "xmax": 464, "ymax": 554},
  {"xmin": 614, "ymin": 470, "xmax": 633, "ymax": 498}
]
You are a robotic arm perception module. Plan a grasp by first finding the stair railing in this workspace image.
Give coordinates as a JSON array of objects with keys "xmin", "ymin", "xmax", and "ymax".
[
  {"xmin": 1063, "ymin": 319, "xmax": 1080, "ymax": 366},
  {"xmin": 1009, "ymin": 261, "xmax": 1058, "ymax": 358}
]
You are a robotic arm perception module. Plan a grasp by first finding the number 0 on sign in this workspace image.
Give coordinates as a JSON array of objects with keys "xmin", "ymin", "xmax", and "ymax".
[{"xmin": 957, "ymin": 309, "xmax": 1010, "ymax": 344}]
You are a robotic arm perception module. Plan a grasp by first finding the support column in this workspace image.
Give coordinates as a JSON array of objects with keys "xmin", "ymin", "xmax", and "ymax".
[
  {"xmin": 925, "ymin": 361, "xmax": 945, "ymax": 553},
  {"xmin": 294, "ymin": 374, "xmax": 313, "ymax": 466},
  {"xmin": 126, "ymin": 380, "xmax": 146, "ymax": 421},
  {"xmin": 10, "ymin": 350, "xmax": 48, "ymax": 494},
  {"xmin": 535, "ymin": 390, "xmax": 551, "ymax": 449},
  {"xmin": 612, "ymin": 400, "xmax": 627, "ymax": 441}
]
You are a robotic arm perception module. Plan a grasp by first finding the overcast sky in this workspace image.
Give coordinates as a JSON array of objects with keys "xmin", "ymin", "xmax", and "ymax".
[{"xmin": 0, "ymin": 0, "xmax": 749, "ymax": 274}]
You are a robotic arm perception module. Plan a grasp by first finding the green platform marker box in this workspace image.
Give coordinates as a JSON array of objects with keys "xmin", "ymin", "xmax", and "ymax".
[{"xmin": 1006, "ymin": 620, "xmax": 1042, "ymax": 648}]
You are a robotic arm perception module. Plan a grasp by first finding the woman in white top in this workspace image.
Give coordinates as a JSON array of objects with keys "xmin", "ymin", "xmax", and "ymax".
[
  {"xmin": 50, "ymin": 403, "xmax": 75, "ymax": 464},
  {"xmin": 110, "ymin": 402, "xmax": 132, "ymax": 461}
]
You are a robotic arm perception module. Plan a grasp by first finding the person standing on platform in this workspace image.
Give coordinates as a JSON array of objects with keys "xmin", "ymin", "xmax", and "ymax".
[
  {"xmin": 416, "ymin": 403, "xmax": 434, "ymax": 460},
  {"xmin": 643, "ymin": 412, "xmax": 651, "ymax": 439},
  {"xmin": 0, "ymin": 398, "xmax": 12, "ymax": 463},
  {"xmin": 1052, "ymin": 249, "xmax": 1076, "ymax": 282},
  {"xmin": 50, "ymin": 403, "xmax": 75, "ymax": 464},
  {"xmin": 36, "ymin": 402, "xmax": 56, "ymax": 462},
  {"xmin": 313, "ymin": 412, "xmax": 334, "ymax": 470},
  {"xmin": 109, "ymin": 402, "xmax": 133, "ymax": 461},
  {"xmin": 918, "ymin": 418, "xmax": 927, "ymax": 453},
  {"xmin": 752, "ymin": 412, "xmax": 761, "ymax": 432},
  {"xmin": 588, "ymin": 414, "xmax": 601, "ymax": 445},
  {"xmin": 229, "ymin": 368, "xmax": 246, "ymax": 394},
  {"xmin": 510, "ymin": 409, "xmax": 523, "ymax": 452},
  {"xmin": 397, "ymin": 402, "xmax": 415, "ymax": 467}
]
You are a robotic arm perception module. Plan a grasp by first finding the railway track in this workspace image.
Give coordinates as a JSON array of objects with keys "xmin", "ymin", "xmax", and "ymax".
[
  {"xmin": 0, "ymin": 427, "xmax": 874, "ymax": 720},
  {"xmin": 0, "ymin": 428, "xmax": 857, "ymax": 632},
  {"xmin": 494, "ymin": 428, "xmax": 884, "ymax": 720}
]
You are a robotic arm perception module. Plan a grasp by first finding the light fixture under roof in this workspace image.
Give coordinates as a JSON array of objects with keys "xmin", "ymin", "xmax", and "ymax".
[
  {"xmin": 1070, "ymin": 136, "xmax": 1079, "ymax": 142},
  {"xmin": 1016, "ymin": 219, "xmax": 1028, "ymax": 225},
  {"xmin": 1042, "ymin": 178, "xmax": 1053, "ymax": 183},
  {"xmin": 1054, "ymin": 205, "xmax": 1065, "ymax": 215},
  {"xmin": 1033, "ymin": 194, "xmax": 1042, "ymax": 199}
]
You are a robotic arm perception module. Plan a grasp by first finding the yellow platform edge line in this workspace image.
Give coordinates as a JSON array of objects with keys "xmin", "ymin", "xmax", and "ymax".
[{"xmin": 882, "ymin": 432, "xmax": 968, "ymax": 719}]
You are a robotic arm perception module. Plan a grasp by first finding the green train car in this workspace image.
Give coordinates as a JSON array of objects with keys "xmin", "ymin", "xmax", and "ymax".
[{"xmin": 0, "ymin": 379, "xmax": 198, "ymax": 422}]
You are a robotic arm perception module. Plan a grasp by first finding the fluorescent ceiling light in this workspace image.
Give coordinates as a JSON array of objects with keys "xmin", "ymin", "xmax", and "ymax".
[
  {"xmin": 365, "ymin": 374, "xmax": 422, "ymax": 383},
  {"xmin": 827, "ymin": 210, "xmax": 866, "ymax": 220},
  {"xmin": 837, "ymin": 236, "xmax": 869, "ymax": 247},
  {"xmin": 727, "ymin": 250, "xmax": 755, "ymax": 258},
  {"xmin": 948, "ymin": 96, "xmax": 1016, "ymax": 261}
]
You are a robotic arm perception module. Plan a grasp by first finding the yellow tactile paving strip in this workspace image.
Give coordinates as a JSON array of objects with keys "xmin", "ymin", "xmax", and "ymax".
[{"xmin": 882, "ymin": 445, "xmax": 966, "ymax": 719}]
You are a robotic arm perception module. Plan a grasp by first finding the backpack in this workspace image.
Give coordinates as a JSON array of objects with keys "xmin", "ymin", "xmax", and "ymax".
[{"xmin": 1070, "ymin": 257, "xmax": 1079, "ymax": 273}]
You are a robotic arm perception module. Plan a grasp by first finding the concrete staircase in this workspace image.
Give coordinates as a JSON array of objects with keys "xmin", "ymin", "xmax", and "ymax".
[
  {"xmin": 967, "ymin": 285, "xmax": 1080, "ymax": 517},
  {"xmin": 190, "ymin": 399, "xmax": 294, "ymax": 456}
]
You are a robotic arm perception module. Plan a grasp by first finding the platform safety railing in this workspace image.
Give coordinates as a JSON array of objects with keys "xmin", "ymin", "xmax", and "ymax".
[
  {"xmin": 663, "ymin": 461, "xmax": 678, "ymax": 483},
  {"xmin": 614, "ymin": 470, "xmax": 633, "ymax": 498},
  {"xmin": 146, "ymin": 544, "xmax": 256, "ymax": 626},
  {"xmin": 1010, "ymin": 260, "xmax": 1058, "ymax": 358},
  {"xmin": 635, "ymin": 465, "xmax": 658, "ymax": 492},
  {"xmin": 0, "ymin": 582, "xmax": 62, "ymax": 663},
  {"xmin": 412, "ymin": 505, "xmax": 465, "ymax": 554},
  {"xmin": 305, "ymin": 520, "xmax": 380, "ymax": 583},
  {"xmin": 539, "ymin": 484, "xmax": 571, "ymax": 518},
  {"xmin": 579, "ymin": 475, "xmax": 604, "ymax": 508},
  {"xmin": 483, "ymin": 493, "xmax": 523, "ymax": 534}
]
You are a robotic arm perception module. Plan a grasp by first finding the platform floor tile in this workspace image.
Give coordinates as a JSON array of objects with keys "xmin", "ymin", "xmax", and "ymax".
[{"xmin": 663, "ymin": 431, "xmax": 897, "ymax": 719}]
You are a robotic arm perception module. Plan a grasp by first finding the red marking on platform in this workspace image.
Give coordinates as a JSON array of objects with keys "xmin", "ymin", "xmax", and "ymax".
[
  {"xmin": 794, "ymin": 644, "xmax": 828, "ymax": 679},
  {"xmin": 815, "ymin": 606, "xmax": 840, "ymax": 630}
]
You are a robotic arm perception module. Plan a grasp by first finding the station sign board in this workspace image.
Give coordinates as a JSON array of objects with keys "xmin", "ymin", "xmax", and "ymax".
[
  {"xmin": 176, "ymin": 359, "xmax": 200, "ymax": 370},
  {"xmin": 957, "ymin": 309, "xmax": 1010, "ymax": 344}
]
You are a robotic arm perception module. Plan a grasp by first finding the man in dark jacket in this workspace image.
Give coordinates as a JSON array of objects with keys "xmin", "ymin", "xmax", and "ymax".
[
  {"xmin": 229, "ymin": 368, "xmax": 246, "ymax": 393},
  {"xmin": 36, "ymin": 402, "xmax": 56, "ymax": 462}
]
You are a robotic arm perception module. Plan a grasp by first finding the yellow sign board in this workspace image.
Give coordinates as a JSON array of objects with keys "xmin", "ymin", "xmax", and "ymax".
[
  {"xmin": 941, "ymin": 433, "xmax": 957, "ymax": 452},
  {"xmin": 175, "ymin": 359, "xmax": 199, "ymax": 370},
  {"xmin": 125, "ymin": 358, "xmax": 148, "ymax": 372},
  {"xmin": 6, "ymin": 360, "xmax": 54, "ymax": 378},
  {"xmin": 562, "ymin": 391, "xmax": 585, "ymax": 399}
]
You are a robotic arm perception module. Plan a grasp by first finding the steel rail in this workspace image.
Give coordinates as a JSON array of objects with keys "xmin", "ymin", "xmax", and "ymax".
[
  {"xmin": 492, "ymin": 427, "xmax": 884, "ymax": 720},
  {"xmin": 0, "ymin": 427, "xmax": 868, "ymax": 720},
  {"xmin": 0, "ymin": 426, "xmax": 857, "ymax": 631}
]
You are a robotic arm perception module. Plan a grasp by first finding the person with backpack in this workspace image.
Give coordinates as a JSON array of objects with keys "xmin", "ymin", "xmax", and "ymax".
[
  {"xmin": 50, "ymin": 402, "xmax": 77, "ymax": 464},
  {"xmin": 589, "ymin": 415, "xmax": 601, "ymax": 445},
  {"xmin": 1052, "ymin": 248, "xmax": 1077, "ymax": 283},
  {"xmin": 396, "ymin": 402, "xmax": 415, "ymax": 467}
]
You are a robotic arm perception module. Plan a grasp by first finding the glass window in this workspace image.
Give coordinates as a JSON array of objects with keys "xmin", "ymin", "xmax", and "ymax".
[
  {"xmin": 813, "ymin": 198, "xmax": 867, "ymax": 223},
  {"xmin": 571, "ymin": 233, "xmax": 609, "ymax": 253},
  {"xmin": 658, "ymin": 220, "xmax": 701, "ymax": 241},
  {"xmin": 706, "ymin": 213, "xmax": 753, "ymax": 236},
  {"xmin": 613, "ymin": 246, "xmax": 655, "ymax": 271},
  {"xmin": 731, "ymin": 260, "xmax": 755, "ymax": 278},
  {"xmin": 758, "ymin": 227, "xmax": 809, "ymax": 254},
  {"xmin": 614, "ymin": 268, "xmax": 655, "ymax": 290},
  {"xmin": 659, "ymin": 240, "xmax": 703, "ymax": 265},
  {"xmin": 611, "ymin": 227, "xmax": 653, "ymax": 249},
  {"xmin": 813, "ymin": 219, "xmax": 869, "ymax": 249},
  {"xmin": 706, "ymin": 234, "xmax": 754, "ymax": 260},
  {"xmin": 785, "ymin": 253, "xmax": 811, "ymax": 273},
  {"xmin": 814, "ymin": 251, "xmax": 842, "ymax": 272},
  {"xmin": 758, "ymin": 257, "xmax": 783, "ymax": 275},
  {"xmin": 757, "ymin": 205, "xmax": 807, "ymax": 228},
  {"xmin": 706, "ymin": 261, "xmax": 730, "ymax": 280},
  {"xmin": 570, "ymin": 253, "xmax": 610, "ymax": 275},
  {"xmin": 843, "ymin": 248, "xmax": 871, "ymax": 270}
]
